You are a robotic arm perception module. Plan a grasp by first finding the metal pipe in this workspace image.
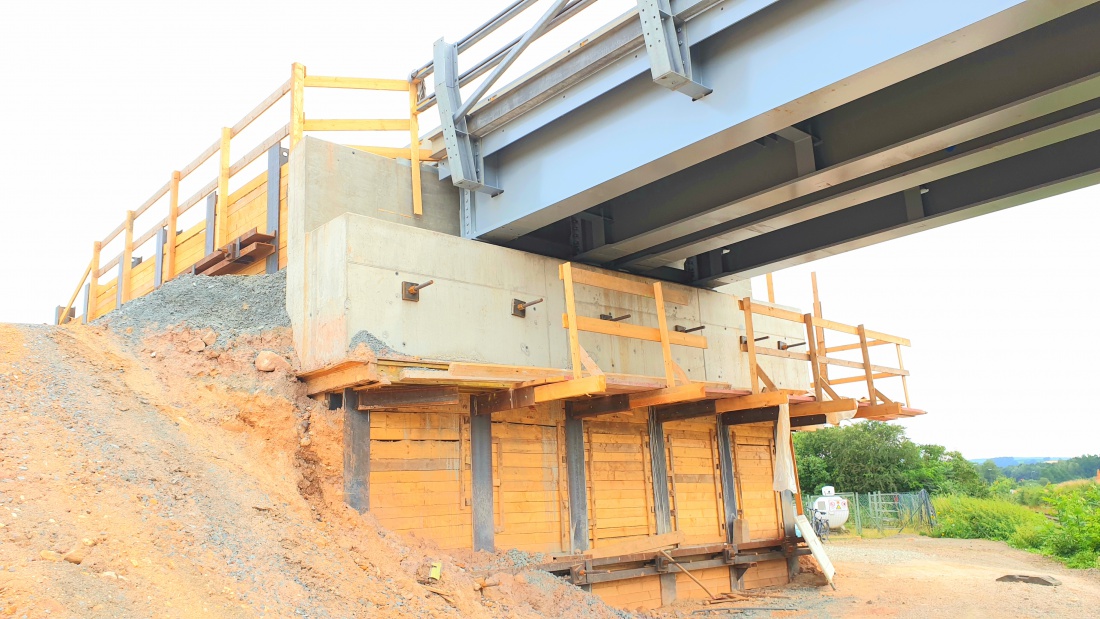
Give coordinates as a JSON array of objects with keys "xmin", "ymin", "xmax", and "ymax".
[{"xmin": 454, "ymin": 0, "xmax": 572, "ymax": 120}]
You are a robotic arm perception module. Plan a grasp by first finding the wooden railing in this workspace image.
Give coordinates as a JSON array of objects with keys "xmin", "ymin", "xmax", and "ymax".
[
  {"xmin": 58, "ymin": 63, "xmax": 428, "ymax": 324},
  {"xmin": 738, "ymin": 277, "xmax": 912, "ymax": 411}
]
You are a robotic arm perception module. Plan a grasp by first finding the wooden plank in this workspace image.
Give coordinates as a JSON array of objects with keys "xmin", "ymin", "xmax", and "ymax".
[
  {"xmin": 409, "ymin": 79, "xmax": 423, "ymax": 217},
  {"xmin": 228, "ymin": 124, "xmax": 289, "ymax": 177},
  {"xmin": 795, "ymin": 515, "xmax": 834, "ymax": 588},
  {"xmin": 737, "ymin": 299, "xmax": 803, "ymax": 324},
  {"xmin": 357, "ymin": 386, "xmax": 461, "ymax": 409},
  {"xmin": 789, "ymin": 399, "xmax": 857, "ymax": 417},
  {"xmin": 630, "ymin": 383, "xmax": 708, "ymax": 409},
  {"xmin": 301, "ymin": 361, "xmax": 379, "ymax": 396},
  {"xmin": 564, "ymin": 314, "xmax": 708, "ymax": 349},
  {"xmin": 825, "ymin": 371, "xmax": 897, "ymax": 386},
  {"xmin": 821, "ymin": 355, "xmax": 908, "ymax": 376},
  {"xmin": 303, "ymin": 118, "xmax": 410, "ymax": 132},
  {"xmin": 755, "ymin": 366, "xmax": 778, "ymax": 394},
  {"xmin": 875, "ymin": 389, "xmax": 895, "ymax": 406},
  {"xmin": 749, "ymin": 346, "xmax": 810, "ymax": 362},
  {"xmin": 896, "ymin": 344, "xmax": 912, "ymax": 408},
  {"xmin": 304, "ymin": 75, "xmax": 409, "ymax": 90},
  {"xmin": 714, "ymin": 392, "xmax": 788, "ymax": 414},
  {"xmin": 824, "ymin": 339, "xmax": 892, "ymax": 354},
  {"xmin": 811, "ymin": 272, "xmax": 828, "ymax": 385},
  {"xmin": 653, "ymin": 282, "xmax": 676, "ymax": 387},
  {"xmin": 818, "ymin": 379, "xmax": 842, "ymax": 401},
  {"xmin": 231, "ymin": 77, "xmax": 292, "ymax": 137},
  {"xmin": 166, "ymin": 171, "xmax": 180, "ymax": 280},
  {"xmin": 561, "ymin": 262, "xmax": 583, "ymax": 379},
  {"xmin": 566, "ymin": 267, "xmax": 692, "ymax": 305},
  {"xmin": 803, "ymin": 313, "xmax": 823, "ymax": 402},
  {"xmin": 583, "ymin": 531, "xmax": 685, "ymax": 560},
  {"xmin": 853, "ymin": 402, "xmax": 903, "ymax": 420}
]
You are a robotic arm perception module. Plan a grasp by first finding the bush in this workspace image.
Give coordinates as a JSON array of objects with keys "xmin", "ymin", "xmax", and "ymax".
[{"xmin": 931, "ymin": 495, "xmax": 1047, "ymax": 541}]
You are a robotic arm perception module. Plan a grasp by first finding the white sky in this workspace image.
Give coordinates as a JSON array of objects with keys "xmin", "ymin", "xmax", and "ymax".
[{"xmin": 2, "ymin": 1, "xmax": 1097, "ymax": 459}]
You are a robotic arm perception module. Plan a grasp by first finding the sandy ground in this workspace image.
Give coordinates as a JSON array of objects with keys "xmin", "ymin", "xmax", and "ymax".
[
  {"xmin": 656, "ymin": 535, "xmax": 1100, "ymax": 618},
  {"xmin": 0, "ymin": 322, "xmax": 630, "ymax": 619}
]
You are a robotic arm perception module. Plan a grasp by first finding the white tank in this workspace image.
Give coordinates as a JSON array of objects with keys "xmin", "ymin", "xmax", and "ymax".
[
  {"xmin": 822, "ymin": 486, "xmax": 836, "ymax": 496},
  {"xmin": 812, "ymin": 494, "xmax": 850, "ymax": 530}
]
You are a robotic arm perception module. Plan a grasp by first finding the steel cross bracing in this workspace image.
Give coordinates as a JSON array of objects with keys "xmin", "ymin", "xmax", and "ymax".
[{"xmin": 414, "ymin": 0, "xmax": 1100, "ymax": 287}]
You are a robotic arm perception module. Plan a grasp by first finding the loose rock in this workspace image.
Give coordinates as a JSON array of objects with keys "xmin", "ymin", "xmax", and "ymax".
[
  {"xmin": 255, "ymin": 351, "xmax": 290, "ymax": 373},
  {"xmin": 187, "ymin": 338, "xmax": 206, "ymax": 353}
]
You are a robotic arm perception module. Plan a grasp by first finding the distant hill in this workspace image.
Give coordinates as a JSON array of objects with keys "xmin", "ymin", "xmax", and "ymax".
[{"xmin": 969, "ymin": 456, "xmax": 1068, "ymax": 467}]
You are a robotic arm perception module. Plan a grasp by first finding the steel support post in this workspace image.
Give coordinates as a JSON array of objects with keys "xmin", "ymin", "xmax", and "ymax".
[
  {"xmin": 564, "ymin": 405, "xmax": 590, "ymax": 554},
  {"xmin": 715, "ymin": 416, "xmax": 742, "ymax": 590},
  {"xmin": 647, "ymin": 407, "xmax": 677, "ymax": 605},
  {"xmin": 471, "ymin": 397, "xmax": 496, "ymax": 552},
  {"xmin": 342, "ymin": 388, "xmax": 369, "ymax": 513},
  {"xmin": 204, "ymin": 192, "xmax": 217, "ymax": 255},
  {"xmin": 266, "ymin": 144, "xmax": 288, "ymax": 274},
  {"xmin": 153, "ymin": 227, "xmax": 166, "ymax": 289}
]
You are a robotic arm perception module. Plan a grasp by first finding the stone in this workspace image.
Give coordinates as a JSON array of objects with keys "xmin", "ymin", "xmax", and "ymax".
[
  {"xmin": 200, "ymin": 329, "xmax": 217, "ymax": 346},
  {"xmin": 39, "ymin": 550, "xmax": 63, "ymax": 561},
  {"xmin": 187, "ymin": 338, "xmax": 206, "ymax": 353},
  {"xmin": 997, "ymin": 574, "xmax": 1062, "ymax": 586},
  {"xmin": 255, "ymin": 351, "xmax": 290, "ymax": 373},
  {"xmin": 62, "ymin": 544, "xmax": 86, "ymax": 564}
]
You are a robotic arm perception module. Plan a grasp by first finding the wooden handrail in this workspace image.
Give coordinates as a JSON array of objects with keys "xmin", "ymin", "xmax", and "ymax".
[
  {"xmin": 58, "ymin": 259, "xmax": 93, "ymax": 324},
  {"xmin": 71, "ymin": 63, "xmax": 427, "ymax": 322}
]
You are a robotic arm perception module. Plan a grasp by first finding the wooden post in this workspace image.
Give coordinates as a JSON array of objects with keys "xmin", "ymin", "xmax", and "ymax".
[
  {"xmin": 561, "ymin": 263, "xmax": 583, "ymax": 379},
  {"xmin": 290, "ymin": 63, "xmax": 306, "ymax": 149},
  {"xmin": 88, "ymin": 241, "xmax": 101, "ymax": 321},
  {"xmin": 766, "ymin": 273, "xmax": 775, "ymax": 303},
  {"xmin": 653, "ymin": 282, "xmax": 676, "ymax": 387},
  {"xmin": 857, "ymin": 325, "xmax": 876, "ymax": 404},
  {"xmin": 803, "ymin": 313, "xmax": 823, "ymax": 402},
  {"xmin": 342, "ymin": 388, "xmax": 369, "ymax": 513},
  {"xmin": 166, "ymin": 170, "xmax": 180, "ymax": 279},
  {"xmin": 121, "ymin": 210, "xmax": 135, "ymax": 304},
  {"xmin": 409, "ymin": 79, "xmax": 423, "ymax": 217},
  {"xmin": 647, "ymin": 408, "xmax": 677, "ymax": 606},
  {"xmin": 896, "ymin": 344, "xmax": 911, "ymax": 408},
  {"xmin": 811, "ymin": 272, "xmax": 828, "ymax": 382},
  {"xmin": 471, "ymin": 397, "xmax": 495, "ymax": 552},
  {"xmin": 741, "ymin": 298, "xmax": 760, "ymax": 394},
  {"xmin": 216, "ymin": 127, "xmax": 231, "ymax": 248},
  {"xmin": 564, "ymin": 405, "xmax": 589, "ymax": 554}
]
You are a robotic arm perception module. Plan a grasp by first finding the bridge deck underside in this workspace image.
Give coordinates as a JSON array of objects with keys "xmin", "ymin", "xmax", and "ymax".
[{"xmin": 468, "ymin": 0, "xmax": 1100, "ymax": 287}]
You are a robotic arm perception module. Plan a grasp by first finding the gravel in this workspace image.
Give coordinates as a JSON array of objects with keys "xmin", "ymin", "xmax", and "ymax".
[{"xmin": 95, "ymin": 271, "xmax": 290, "ymax": 346}]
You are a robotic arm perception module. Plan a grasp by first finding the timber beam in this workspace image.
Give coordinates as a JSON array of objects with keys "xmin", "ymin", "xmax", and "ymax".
[
  {"xmin": 569, "ymin": 382, "xmax": 709, "ymax": 420},
  {"xmin": 357, "ymin": 386, "xmax": 461, "ymax": 410},
  {"xmin": 719, "ymin": 406, "xmax": 826, "ymax": 427},
  {"xmin": 474, "ymin": 375, "xmax": 607, "ymax": 414}
]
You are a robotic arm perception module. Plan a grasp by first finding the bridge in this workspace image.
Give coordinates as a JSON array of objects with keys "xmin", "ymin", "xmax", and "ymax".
[{"xmin": 418, "ymin": 0, "xmax": 1100, "ymax": 287}]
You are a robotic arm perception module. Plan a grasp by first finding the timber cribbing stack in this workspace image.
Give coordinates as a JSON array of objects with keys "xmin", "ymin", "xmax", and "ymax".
[{"xmin": 56, "ymin": 64, "xmax": 430, "ymax": 325}]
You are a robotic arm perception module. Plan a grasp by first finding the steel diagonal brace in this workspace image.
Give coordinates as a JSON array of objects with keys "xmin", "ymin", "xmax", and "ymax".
[
  {"xmin": 434, "ymin": 0, "xmax": 571, "ymax": 197},
  {"xmin": 637, "ymin": 0, "xmax": 712, "ymax": 100}
]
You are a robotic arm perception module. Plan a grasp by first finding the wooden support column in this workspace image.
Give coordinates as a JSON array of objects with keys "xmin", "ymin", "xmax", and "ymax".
[
  {"xmin": 647, "ymin": 408, "xmax": 677, "ymax": 606},
  {"xmin": 342, "ymin": 388, "xmax": 369, "ymax": 513},
  {"xmin": 265, "ymin": 143, "xmax": 287, "ymax": 273},
  {"xmin": 715, "ymin": 416, "xmax": 742, "ymax": 591},
  {"xmin": 290, "ymin": 63, "xmax": 306, "ymax": 149},
  {"xmin": 857, "ymin": 325, "xmax": 876, "ymax": 404},
  {"xmin": 804, "ymin": 313, "xmax": 823, "ymax": 402},
  {"xmin": 216, "ymin": 127, "xmax": 231, "ymax": 248},
  {"xmin": 564, "ymin": 404, "xmax": 589, "ymax": 554},
  {"xmin": 471, "ymin": 396, "xmax": 495, "ymax": 552},
  {"xmin": 120, "ymin": 210, "xmax": 135, "ymax": 303},
  {"xmin": 811, "ymin": 273, "xmax": 828, "ymax": 382},
  {"xmin": 741, "ymin": 298, "xmax": 760, "ymax": 394},
  {"xmin": 896, "ymin": 344, "xmax": 912, "ymax": 408},
  {"xmin": 166, "ymin": 171, "xmax": 180, "ymax": 279},
  {"xmin": 88, "ymin": 241, "xmax": 101, "ymax": 321}
]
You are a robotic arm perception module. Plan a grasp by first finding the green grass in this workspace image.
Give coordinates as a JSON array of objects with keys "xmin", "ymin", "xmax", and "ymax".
[{"xmin": 931, "ymin": 485, "xmax": 1100, "ymax": 569}]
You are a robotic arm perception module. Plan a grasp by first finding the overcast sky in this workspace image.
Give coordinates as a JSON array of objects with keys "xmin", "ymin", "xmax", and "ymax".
[{"xmin": 2, "ymin": 1, "xmax": 1096, "ymax": 460}]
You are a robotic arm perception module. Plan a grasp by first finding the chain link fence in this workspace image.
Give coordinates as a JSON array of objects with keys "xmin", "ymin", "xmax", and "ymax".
[{"xmin": 802, "ymin": 490, "xmax": 937, "ymax": 536}]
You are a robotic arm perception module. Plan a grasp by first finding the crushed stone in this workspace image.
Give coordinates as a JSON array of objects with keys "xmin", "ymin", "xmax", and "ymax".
[{"xmin": 95, "ymin": 271, "xmax": 290, "ymax": 346}]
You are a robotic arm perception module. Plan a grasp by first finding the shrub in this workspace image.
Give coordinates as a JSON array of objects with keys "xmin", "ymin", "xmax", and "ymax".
[{"xmin": 931, "ymin": 495, "xmax": 1047, "ymax": 541}]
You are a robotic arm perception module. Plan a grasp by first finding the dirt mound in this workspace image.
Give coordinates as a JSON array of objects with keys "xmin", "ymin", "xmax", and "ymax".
[{"xmin": 0, "ymin": 312, "xmax": 633, "ymax": 618}]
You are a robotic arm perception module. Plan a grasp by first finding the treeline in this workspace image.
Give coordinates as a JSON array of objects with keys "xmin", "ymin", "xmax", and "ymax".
[
  {"xmin": 793, "ymin": 421, "xmax": 987, "ymax": 497},
  {"xmin": 980, "ymin": 455, "xmax": 1100, "ymax": 485}
]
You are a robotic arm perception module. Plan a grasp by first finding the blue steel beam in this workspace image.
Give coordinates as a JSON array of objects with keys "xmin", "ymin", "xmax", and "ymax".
[{"xmin": 461, "ymin": 0, "xmax": 1091, "ymax": 242}]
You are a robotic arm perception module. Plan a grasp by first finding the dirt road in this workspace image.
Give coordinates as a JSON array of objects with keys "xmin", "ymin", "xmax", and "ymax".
[{"xmin": 659, "ymin": 535, "xmax": 1100, "ymax": 618}]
